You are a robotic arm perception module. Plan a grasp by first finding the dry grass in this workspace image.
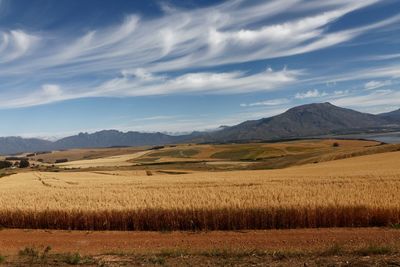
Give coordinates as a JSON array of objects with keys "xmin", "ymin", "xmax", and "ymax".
[
  {"xmin": 26, "ymin": 146, "xmax": 147, "ymax": 163},
  {"xmin": 0, "ymin": 150, "xmax": 399, "ymax": 230},
  {"xmin": 138, "ymin": 139, "xmax": 382, "ymax": 163},
  {"xmin": 115, "ymin": 139, "xmax": 398, "ymax": 171},
  {"xmin": 22, "ymin": 139, "xmax": 396, "ymax": 171},
  {"xmin": 56, "ymin": 150, "xmax": 149, "ymax": 168}
]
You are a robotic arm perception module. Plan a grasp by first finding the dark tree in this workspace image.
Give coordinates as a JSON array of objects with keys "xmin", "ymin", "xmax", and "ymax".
[
  {"xmin": 332, "ymin": 142, "xmax": 340, "ymax": 147},
  {"xmin": 0, "ymin": 160, "xmax": 12, "ymax": 169},
  {"xmin": 19, "ymin": 159, "xmax": 30, "ymax": 168},
  {"xmin": 55, "ymin": 159, "xmax": 68, "ymax": 164}
]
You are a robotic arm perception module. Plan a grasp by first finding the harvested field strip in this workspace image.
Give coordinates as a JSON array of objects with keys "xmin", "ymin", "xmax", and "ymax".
[{"xmin": 0, "ymin": 206, "xmax": 399, "ymax": 231}]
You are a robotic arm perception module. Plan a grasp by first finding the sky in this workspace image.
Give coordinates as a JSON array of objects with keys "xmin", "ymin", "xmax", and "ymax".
[{"xmin": 0, "ymin": 0, "xmax": 399, "ymax": 139}]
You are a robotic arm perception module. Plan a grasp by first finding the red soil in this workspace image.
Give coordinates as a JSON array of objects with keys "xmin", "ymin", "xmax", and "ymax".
[{"xmin": 1, "ymin": 228, "xmax": 399, "ymax": 255}]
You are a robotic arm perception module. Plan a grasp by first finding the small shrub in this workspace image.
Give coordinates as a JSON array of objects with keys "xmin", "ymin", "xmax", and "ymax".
[
  {"xmin": 0, "ymin": 255, "xmax": 5, "ymax": 264},
  {"xmin": 271, "ymin": 251, "xmax": 287, "ymax": 260},
  {"xmin": 390, "ymin": 223, "xmax": 400, "ymax": 229},
  {"xmin": 19, "ymin": 247, "xmax": 39, "ymax": 258},
  {"xmin": 332, "ymin": 142, "xmax": 340, "ymax": 147},
  {"xmin": 200, "ymin": 249, "xmax": 230, "ymax": 258},
  {"xmin": 158, "ymin": 249, "xmax": 188, "ymax": 257},
  {"xmin": 64, "ymin": 253, "xmax": 81, "ymax": 265},
  {"xmin": 40, "ymin": 246, "xmax": 52, "ymax": 261},
  {"xmin": 356, "ymin": 245, "xmax": 392, "ymax": 256},
  {"xmin": 148, "ymin": 256, "xmax": 165, "ymax": 265},
  {"xmin": 321, "ymin": 243, "xmax": 343, "ymax": 256},
  {"xmin": 18, "ymin": 246, "xmax": 51, "ymax": 264}
]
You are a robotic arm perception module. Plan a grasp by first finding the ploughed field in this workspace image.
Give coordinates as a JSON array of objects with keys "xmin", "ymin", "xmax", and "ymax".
[{"xmin": 0, "ymin": 141, "xmax": 399, "ymax": 230}]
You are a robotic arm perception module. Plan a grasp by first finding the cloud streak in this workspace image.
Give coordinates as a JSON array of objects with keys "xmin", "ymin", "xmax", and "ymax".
[
  {"xmin": 364, "ymin": 80, "xmax": 392, "ymax": 90},
  {"xmin": 295, "ymin": 89, "xmax": 327, "ymax": 99},
  {"xmin": 0, "ymin": 67, "xmax": 302, "ymax": 108},
  {"xmin": 0, "ymin": 30, "xmax": 39, "ymax": 63},
  {"xmin": 240, "ymin": 98, "xmax": 290, "ymax": 107},
  {"xmin": 331, "ymin": 89, "xmax": 400, "ymax": 112},
  {"xmin": 0, "ymin": 0, "xmax": 397, "ymax": 108}
]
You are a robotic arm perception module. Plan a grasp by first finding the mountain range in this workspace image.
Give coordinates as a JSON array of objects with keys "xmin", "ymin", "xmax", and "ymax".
[
  {"xmin": 1, "ymin": 102, "xmax": 399, "ymax": 155},
  {"xmin": 379, "ymin": 108, "xmax": 400, "ymax": 122},
  {"xmin": 204, "ymin": 102, "xmax": 399, "ymax": 142}
]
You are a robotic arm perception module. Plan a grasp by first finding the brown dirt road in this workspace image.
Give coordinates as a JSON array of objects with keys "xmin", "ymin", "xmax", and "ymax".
[{"xmin": 1, "ymin": 228, "xmax": 400, "ymax": 255}]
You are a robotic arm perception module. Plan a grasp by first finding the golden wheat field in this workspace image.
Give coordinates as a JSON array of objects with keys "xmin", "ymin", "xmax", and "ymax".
[{"xmin": 0, "ymin": 149, "xmax": 399, "ymax": 230}]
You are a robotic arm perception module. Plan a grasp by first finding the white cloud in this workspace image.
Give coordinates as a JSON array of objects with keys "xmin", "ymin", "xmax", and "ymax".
[
  {"xmin": 364, "ymin": 80, "xmax": 392, "ymax": 90},
  {"xmin": 0, "ymin": 84, "xmax": 65, "ymax": 108},
  {"xmin": 42, "ymin": 84, "xmax": 62, "ymax": 96},
  {"xmin": 0, "ymin": 67, "xmax": 302, "ymax": 109},
  {"xmin": 240, "ymin": 98, "xmax": 290, "ymax": 107},
  {"xmin": 295, "ymin": 89, "xmax": 328, "ymax": 99},
  {"xmin": 129, "ymin": 115, "xmax": 179, "ymax": 122},
  {"xmin": 333, "ymin": 90, "xmax": 349, "ymax": 96},
  {"xmin": 364, "ymin": 53, "xmax": 400, "ymax": 61},
  {"xmin": 0, "ymin": 0, "xmax": 397, "ymax": 108},
  {"xmin": 0, "ymin": 1, "xmax": 391, "ymax": 76},
  {"xmin": 310, "ymin": 64, "xmax": 400, "ymax": 85},
  {"xmin": 0, "ymin": 30, "xmax": 39, "ymax": 62},
  {"xmin": 95, "ymin": 67, "xmax": 302, "ymax": 97},
  {"xmin": 242, "ymin": 89, "xmax": 351, "ymax": 108},
  {"xmin": 331, "ymin": 89, "xmax": 400, "ymax": 113}
]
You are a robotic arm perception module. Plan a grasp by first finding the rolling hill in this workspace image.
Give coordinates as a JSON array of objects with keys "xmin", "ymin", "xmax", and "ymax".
[{"xmin": 0, "ymin": 103, "xmax": 399, "ymax": 155}]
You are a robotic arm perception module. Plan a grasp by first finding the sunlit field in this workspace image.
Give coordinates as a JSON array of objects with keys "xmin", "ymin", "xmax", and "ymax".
[{"xmin": 1, "ymin": 150, "xmax": 399, "ymax": 230}]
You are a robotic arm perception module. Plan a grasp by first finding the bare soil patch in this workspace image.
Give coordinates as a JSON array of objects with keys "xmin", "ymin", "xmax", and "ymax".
[
  {"xmin": 1, "ymin": 228, "xmax": 400, "ymax": 266},
  {"xmin": 0, "ymin": 228, "xmax": 399, "ymax": 255}
]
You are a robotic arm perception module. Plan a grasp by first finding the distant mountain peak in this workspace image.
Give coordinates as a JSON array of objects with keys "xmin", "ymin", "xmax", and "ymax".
[
  {"xmin": 0, "ymin": 103, "xmax": 399, "ymax": 155},
  {"xmin": 209, "ymin": 102, "xmax": 399, "ymax": 142},
  {"xmin": 287, "ymin": 102, "xmax": 335, "ymax": 110}
]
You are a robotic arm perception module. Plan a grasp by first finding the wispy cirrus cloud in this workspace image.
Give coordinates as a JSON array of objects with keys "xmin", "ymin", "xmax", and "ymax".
[
  {"xmin": 305, "ymin": 63, "xmax": 400, "ymax": 88},
  {"xmin": 364, "ymin": 80, "xmax": 392, "ymax": 90},
  {"xmin": 295, "ymin": 89, "xmax": 328, "ymax": 99},
  {"xmin": 240, "ymin": 98, "xmax": 290, "ymax": 107},
  {"xmin": 0, "ymin": 30, "xmax": 39, "ymax": 63},
  {"xmin": 331, "ymin": 89, "xmax": 400, "ymax": 112},
  {"xmin": 294, "ymin": 88, "xmax": 351, "ymax": 100},
  {"xmin": 95, "ymin": 67, "xmax": 301, "ymax": 97},
  {"xmin": 0, "ymin": 0, "xmax": 397, "ymax": 109},
  {"xmin": 0, "ymin": 67, "xmax": 301, "ymax": 108},
  {"xmin": 0, "ymin": 84, "xmax": 66, "ymax": 108},
  {"xmin": 363, "ymin": 53, "xmax": 400, "ymax": 61}
]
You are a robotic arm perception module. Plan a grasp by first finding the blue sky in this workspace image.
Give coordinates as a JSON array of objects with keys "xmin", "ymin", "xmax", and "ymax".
[{"xmin": 0, "ymin": 0, "xmax": 399, "ymax": 138}]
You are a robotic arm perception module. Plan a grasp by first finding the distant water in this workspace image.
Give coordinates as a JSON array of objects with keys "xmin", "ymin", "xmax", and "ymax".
[{"xmin": 334, "ymin": 132, "xmax": 400, "ymax": 144}]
